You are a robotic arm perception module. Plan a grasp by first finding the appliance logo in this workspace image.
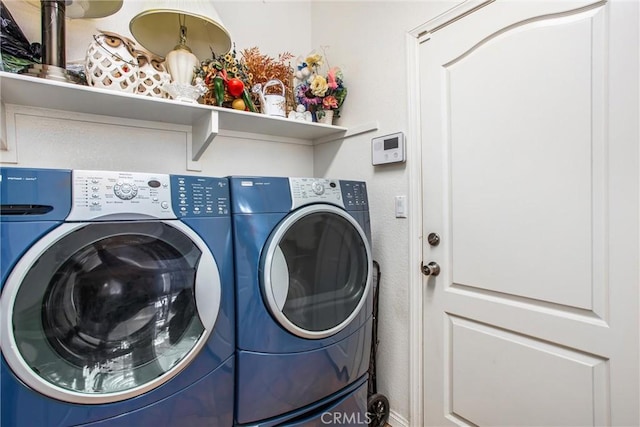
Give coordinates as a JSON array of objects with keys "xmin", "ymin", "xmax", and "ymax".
[
  {"xmin": 240, "ymin": 180, "xmax": 271, "ymax": 187},
  {"xmin": 5, "ymin": 175, "xmax": 37, "ymax": 181}
]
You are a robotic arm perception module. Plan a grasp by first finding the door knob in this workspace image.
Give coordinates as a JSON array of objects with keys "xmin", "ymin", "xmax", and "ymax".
[{"xmin": 421, "ymin": 261, "xmax": 440, "ymax": 277}]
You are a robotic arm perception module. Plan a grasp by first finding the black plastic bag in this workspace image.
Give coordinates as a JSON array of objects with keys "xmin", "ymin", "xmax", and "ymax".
[{"xmin": 1, "ymin": 1, "xmax": 41, "ymax": 72}]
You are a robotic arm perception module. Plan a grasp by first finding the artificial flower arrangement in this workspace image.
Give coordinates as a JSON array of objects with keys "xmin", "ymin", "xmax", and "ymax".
[
  {"xmin": 241, "ymin": 47, "xmax": 295, "ymax": 113},
  {"xmin": 195, "ymin": 46, "xmax": 295, "ymax": 114},
  {"xmin": 196, "ymin": 46, "xmax": 257, "ymax": 112},
  {"xmin": 293, "ymin": 51, "xmax": 347, "ymax": 123}
]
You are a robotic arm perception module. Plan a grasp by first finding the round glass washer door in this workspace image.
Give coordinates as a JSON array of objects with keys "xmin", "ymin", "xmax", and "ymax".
[
  {"xmin": 262, "ymin": 204, "xmax": 372, "ymax": 339},
  {"xmin": 0, "ymin": 220, "xmax": 221, "ymax": 404}
]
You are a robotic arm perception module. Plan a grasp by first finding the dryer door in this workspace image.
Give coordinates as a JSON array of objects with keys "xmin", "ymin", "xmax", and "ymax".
[
  {"xmin": 0, "ymin": 221, "xmax": 221, "ymax": 404},
  {"xmin": 262, "ymin": 204, "xmax": 372, "ymax": 339}
]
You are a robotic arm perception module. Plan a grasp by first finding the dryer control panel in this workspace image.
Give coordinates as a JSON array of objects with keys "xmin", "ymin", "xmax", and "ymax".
[
  {"xmin": 67, "ymin": 170, "xmax": 175, "ymax": 221},
  {"xmin": 289, "ymin": 178, "xmax": 369, "ymax": 211},
  {"xmin": 340, "ymin": 181, "xmax": 369, "ymax": 211},
  {"xmin": 289, "ymin": 178, "xmax": 345, "ymax": 210}
]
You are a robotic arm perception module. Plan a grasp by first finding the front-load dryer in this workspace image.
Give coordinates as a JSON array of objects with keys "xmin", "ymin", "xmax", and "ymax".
[
  {"xmin": 0, "ymin": 168, "xmax": 235, "ymax": 426},
  {"xmin": 229, "ymin": 176, "xmax": 373, "ymax": 425}
]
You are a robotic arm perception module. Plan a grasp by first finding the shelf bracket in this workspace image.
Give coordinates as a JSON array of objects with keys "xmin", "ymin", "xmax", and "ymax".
[{"xmin": 192, "ymin": 110, "xmax": 219, "ymax": 161}]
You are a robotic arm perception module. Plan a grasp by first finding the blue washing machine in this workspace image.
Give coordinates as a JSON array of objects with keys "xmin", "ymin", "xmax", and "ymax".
[
  {"xmin": 0, "ymin": 167, "xmax": 235, "ymax": 426},
  {"xmin": 229, "ymin": 176, "xmax": 373, "ymax": 425}
]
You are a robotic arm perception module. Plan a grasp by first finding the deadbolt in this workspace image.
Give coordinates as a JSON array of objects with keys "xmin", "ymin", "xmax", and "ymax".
[
  {"xmin": 421, "ymin": 261, "xmax": 441, "ymax": 277},
  {"xmin": 427, "ymin": 233, "xmax": 440, "ymax": 246}
]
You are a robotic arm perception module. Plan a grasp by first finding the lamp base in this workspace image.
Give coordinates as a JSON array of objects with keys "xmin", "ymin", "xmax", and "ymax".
[{"xmin": 24, "ymin": 64, "xmax": 83, "ymax": 85}]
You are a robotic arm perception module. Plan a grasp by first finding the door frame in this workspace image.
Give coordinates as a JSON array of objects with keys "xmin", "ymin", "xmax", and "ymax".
[{"xmin": 405, "ymin": 1, "xmax": 498, "ymax": 425}]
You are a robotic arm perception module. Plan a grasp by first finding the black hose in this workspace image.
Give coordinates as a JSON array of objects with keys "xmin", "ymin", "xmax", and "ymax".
[{"xmin": 368, "ymin": 260, "xmax": 381, "ymax": 396}]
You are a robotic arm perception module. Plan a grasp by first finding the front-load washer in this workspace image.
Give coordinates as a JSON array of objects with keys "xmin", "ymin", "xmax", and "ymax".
[
  {"xmin": 1, "ymin": 167, "xmax": 235, "ymax": 426},
  {"xmin": 229, "ymin": 176, "xmax": 373, "ymax": 425}
]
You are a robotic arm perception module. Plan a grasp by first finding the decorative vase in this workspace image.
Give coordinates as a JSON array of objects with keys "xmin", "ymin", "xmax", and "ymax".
[
  {"xmin": 136, "ymin": 49, "xmax": 170, "ymax": 98},
  {"xmin": 317, "ymin": 110, "xmax": 334, "ymax": 125},
  {"xmin": 85, "ymin": 31, "xmax": 139, "ymax": 93}
]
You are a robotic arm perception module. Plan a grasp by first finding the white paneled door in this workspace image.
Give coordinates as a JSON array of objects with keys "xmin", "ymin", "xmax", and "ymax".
[{"xmin": 419, "ymin": 0, "xmax": 638, "ymax": 425}]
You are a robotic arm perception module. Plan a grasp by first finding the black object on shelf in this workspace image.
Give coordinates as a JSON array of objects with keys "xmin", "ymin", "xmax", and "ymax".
[{"xmin": 0, "ymin": 1, "xmax": 41, "ymax": 73}]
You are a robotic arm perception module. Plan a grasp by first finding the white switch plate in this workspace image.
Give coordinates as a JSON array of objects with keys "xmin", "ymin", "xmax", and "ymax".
[{"xmin": 395, "ymin": 195, "xmax": 407, "ymax": 218}]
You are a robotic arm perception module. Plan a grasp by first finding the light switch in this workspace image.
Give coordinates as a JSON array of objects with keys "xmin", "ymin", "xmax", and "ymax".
[{"xmin": 395, "ymin": 195, "xmax": 407, "ymax": 218}]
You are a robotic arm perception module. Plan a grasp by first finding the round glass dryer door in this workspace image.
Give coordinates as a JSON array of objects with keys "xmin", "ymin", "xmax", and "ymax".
[
  {"xmin": 262, "ymin": 204, "xmax": 372, "ymax": 339},
  {"xmin": 0, "ymin": 221, "xmax": 221, "ymax": 404}
]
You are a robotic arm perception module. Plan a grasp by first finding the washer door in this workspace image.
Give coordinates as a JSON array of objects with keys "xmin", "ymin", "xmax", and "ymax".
[
  {"xmin": 262, "ymin": 204, "xmax": 372, "ymax": 339},
  {"xmin": 0, "ymin": 221, "xmax": 221, "ymax": 404}
]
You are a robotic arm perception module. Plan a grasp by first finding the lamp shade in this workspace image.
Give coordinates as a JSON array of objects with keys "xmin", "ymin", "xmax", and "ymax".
[
  {"xmin": 66, "ymin": 0, "xmax": 123, "ymax": 18},
  {"xmin": 129, "ymin": 0, "xmax": 231, "ymax": 62},
  {"xmin": 26, "ymin": 0, "xmax": 123, "ymax": 19}
]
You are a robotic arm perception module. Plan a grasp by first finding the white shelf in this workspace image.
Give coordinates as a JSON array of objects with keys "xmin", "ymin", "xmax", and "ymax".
[{"xmin": 0, "ymin": 72, "xmax": 376, "ymax": 162}]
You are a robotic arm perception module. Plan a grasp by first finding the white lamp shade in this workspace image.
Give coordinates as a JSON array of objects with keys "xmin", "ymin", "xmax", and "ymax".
[
  {"xmin": 67, "ymin": 0, "xmax": 123, "ymax": 18},
  {"xmin": 26, "ymin": 0, "xmax": 123, "ymax": 19},
  {"xmin": 129, "ymin": 0, "xmax": 231, "ymax": 62}
]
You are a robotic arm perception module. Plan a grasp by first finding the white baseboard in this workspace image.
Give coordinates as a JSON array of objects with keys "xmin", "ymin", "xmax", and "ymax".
[{"xmin": 388, "ymin": 410, "xmax": 409, "ymax": 427}]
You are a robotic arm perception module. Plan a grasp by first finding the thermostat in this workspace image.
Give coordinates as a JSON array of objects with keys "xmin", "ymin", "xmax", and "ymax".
[{"xmin": 372, "ymin": 132, "xmax": 406, "ymax": 165}]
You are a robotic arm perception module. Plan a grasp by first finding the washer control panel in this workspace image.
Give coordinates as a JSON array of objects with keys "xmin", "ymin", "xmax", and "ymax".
[
  {"xmin": 68, "ymin": 170, "xmax": 174, "ymax": 221},
  {"xmin": 171, "ymin": 175, "xmax": 229, "ymax": 217},
  {"xmin": 289, "ymin": 178, "xmax": 345, "ymax": 209}
]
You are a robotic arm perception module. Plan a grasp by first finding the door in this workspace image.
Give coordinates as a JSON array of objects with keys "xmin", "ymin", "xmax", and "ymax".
[
  {"xmin": 262, "ymin": 204, "xmax": 372, "ymax": 339},
  {"xmin": 419, "ymin": 0, "xmax": 638, "ymax": 425},
  {"xmin": 1, "ymin": 220, "xmax": 221, "ymax": 404}
]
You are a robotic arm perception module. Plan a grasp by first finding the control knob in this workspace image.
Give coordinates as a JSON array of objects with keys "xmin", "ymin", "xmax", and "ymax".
[
  {"xmin": 311, "ymin": 181, "xmax": 325, "ymax": 195},
  {"xmin": 113, "ymin": 181, "xmax": 138, "ymax": 200}
]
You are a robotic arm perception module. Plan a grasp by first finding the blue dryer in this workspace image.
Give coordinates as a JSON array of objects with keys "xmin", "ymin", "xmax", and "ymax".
[
  {"xmin": 1, "ymin": 168, "xmax": 235, "ymax": 426},
  {"xmin": 229, "ymin": 176, "xmax": 373, "ymax": 425}
]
